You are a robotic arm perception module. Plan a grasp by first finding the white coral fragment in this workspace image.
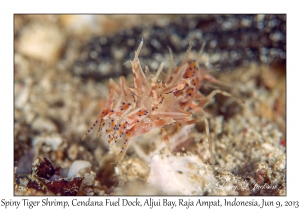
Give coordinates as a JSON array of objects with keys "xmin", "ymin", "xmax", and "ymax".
[
  {"xmin": 147, "ymin": 153, "xmax": 217, "ymax": 195},
  {"xmin": 67, "ymin": 160, "xmax": 92, "ymax": 178}
]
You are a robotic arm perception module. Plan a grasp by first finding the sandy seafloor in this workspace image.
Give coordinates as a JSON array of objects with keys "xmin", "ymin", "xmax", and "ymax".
[{"xmin": 14, "ymin": 14, "xmax": 286, "ymax": 196}]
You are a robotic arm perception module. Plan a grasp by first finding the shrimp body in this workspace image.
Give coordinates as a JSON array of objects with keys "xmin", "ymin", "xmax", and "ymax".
[{"xmin": 82, "ymin": 40, "xmax": 227, "ymax": 163}]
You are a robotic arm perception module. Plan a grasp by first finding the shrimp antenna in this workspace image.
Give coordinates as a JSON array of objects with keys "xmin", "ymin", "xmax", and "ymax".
[
  {"xmin": 196, "ymin": 41, "xmax": 206, "ymax": 63},
  {"xmin": 123, "ymin": 60, "xmax": 131, "ymax": 65}
]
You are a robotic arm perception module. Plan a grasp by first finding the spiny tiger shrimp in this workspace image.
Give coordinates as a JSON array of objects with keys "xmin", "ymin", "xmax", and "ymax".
[{"xmin": 82, "ymin": 39, "xmax": 232, "ymax": 163}]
